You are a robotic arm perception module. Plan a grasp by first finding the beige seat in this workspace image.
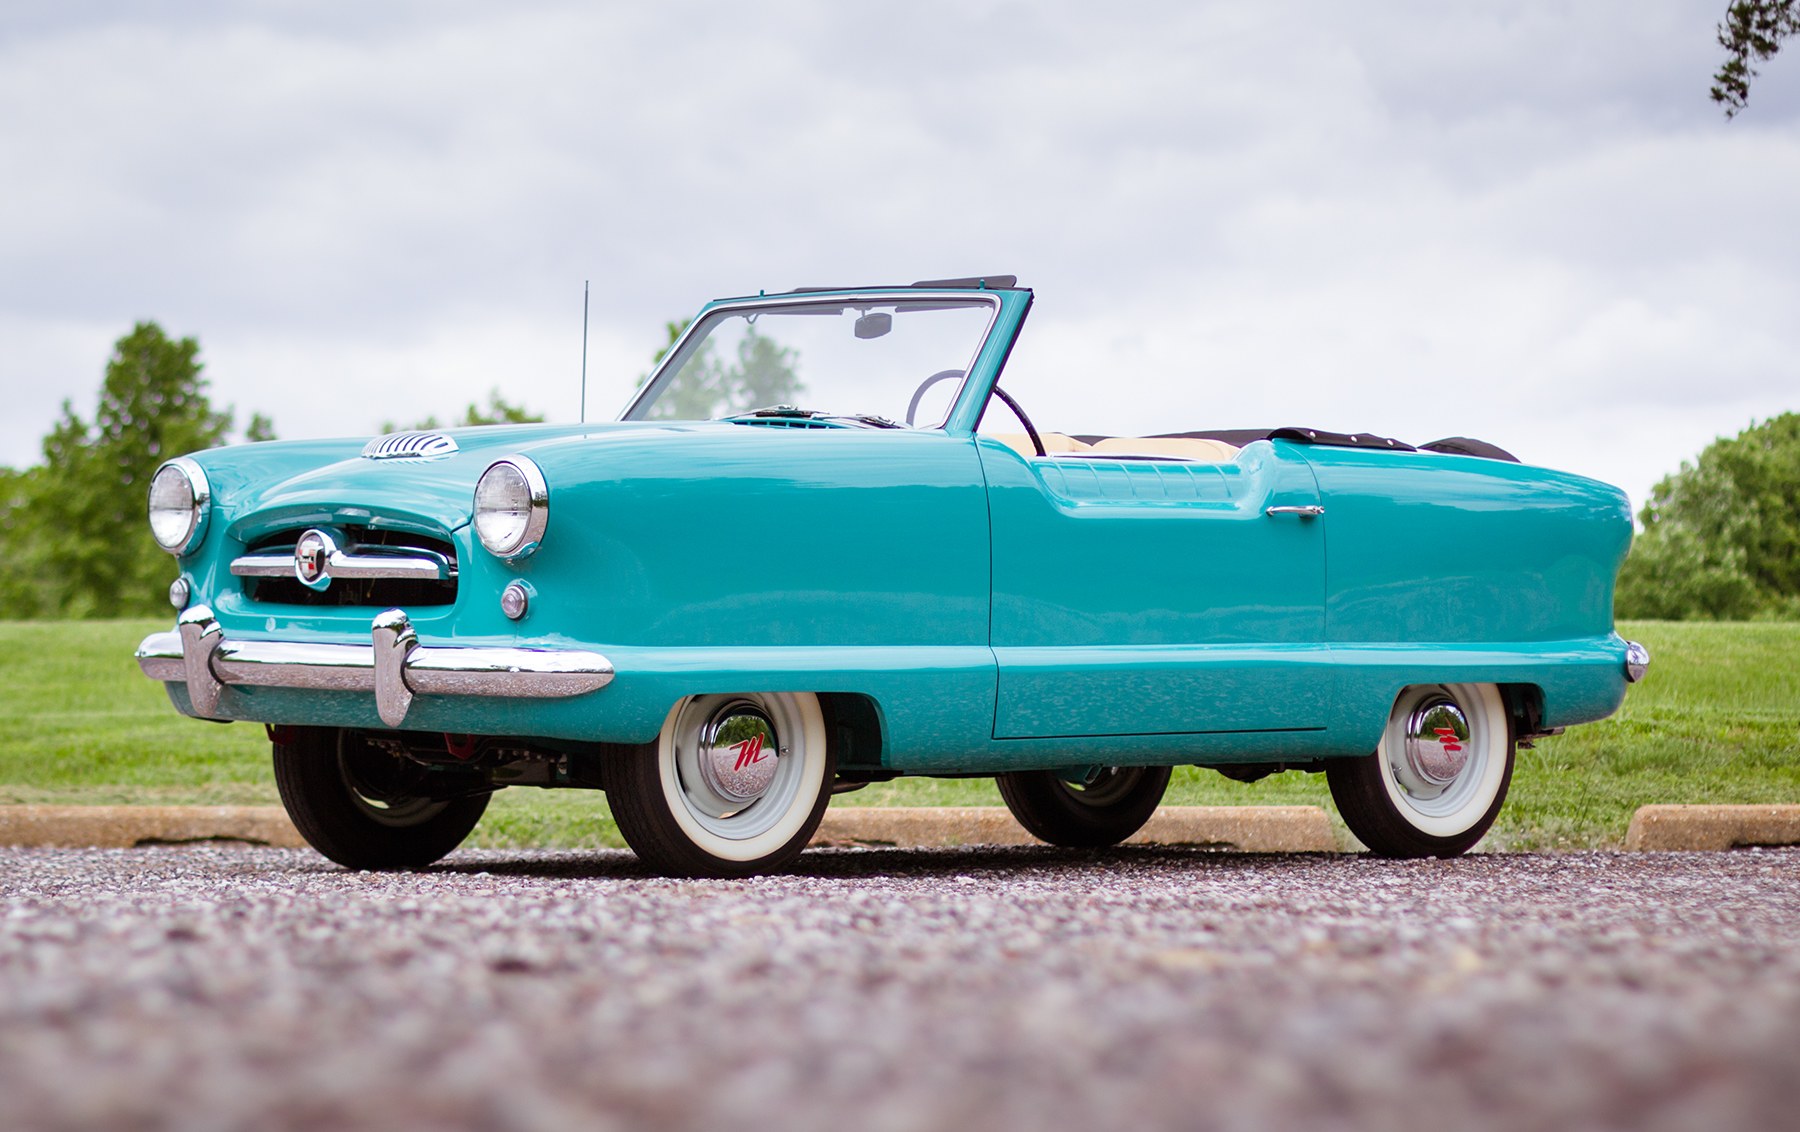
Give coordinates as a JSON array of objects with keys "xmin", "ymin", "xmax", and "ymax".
[
  {"xmin": 990, "ymin": 433, "xmax": 1091, "ymax": 457},
  {"xmin": 1088, "ymin": 436, "xmax": 1241, "ymax": 462}
]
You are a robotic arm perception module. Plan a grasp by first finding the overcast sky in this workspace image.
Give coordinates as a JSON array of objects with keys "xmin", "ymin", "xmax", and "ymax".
[{"xmin": 3, "ymin": 0, "xmax": 1796, "ymax": 507}]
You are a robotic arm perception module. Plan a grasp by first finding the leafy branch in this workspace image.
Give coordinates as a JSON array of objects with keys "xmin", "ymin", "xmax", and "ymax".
[{"xmin": 1712, "ymin": 0, "xmax": 1800, "ymax": 117}]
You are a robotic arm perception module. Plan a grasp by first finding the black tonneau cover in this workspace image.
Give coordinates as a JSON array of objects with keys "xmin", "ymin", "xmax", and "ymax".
[{"xmin": 1068, "ymin": 428, "xmax": 1520, "ymax": 462}]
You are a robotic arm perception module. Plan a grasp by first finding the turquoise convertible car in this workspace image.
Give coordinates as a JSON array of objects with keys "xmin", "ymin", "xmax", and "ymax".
[{"xmin": 136, "ymin": 276, "xmax": 1648, "ymax": 876}]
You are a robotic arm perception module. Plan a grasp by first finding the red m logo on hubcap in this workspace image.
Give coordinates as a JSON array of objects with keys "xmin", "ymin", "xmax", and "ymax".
[
  {"xmin": 731, "ymin": 734, "xmax": 769, "ymax": 771},
  {"xmin": 1434, "ymin": 726, "xmax": 1463, "ymax": 753}
]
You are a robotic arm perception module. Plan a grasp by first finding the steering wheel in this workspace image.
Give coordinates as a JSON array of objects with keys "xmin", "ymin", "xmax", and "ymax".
[
  {"xmin": 905, "ymin": 370, "xmax": 965, "ymax": 426},
  {"xmin": 904, "ymin": 369, "xmax": 1046, "ymax": 457},
  {"xmin": 990, "ymin": 386, "xmax": 1046, "ymax": 457}
]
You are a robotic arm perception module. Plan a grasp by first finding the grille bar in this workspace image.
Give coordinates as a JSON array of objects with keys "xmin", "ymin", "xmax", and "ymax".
[{"xmin": 231, "ymin": 547, "xmax": 455, "ymax": 582}]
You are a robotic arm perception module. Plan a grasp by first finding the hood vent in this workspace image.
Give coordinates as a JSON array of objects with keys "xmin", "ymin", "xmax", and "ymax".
[{"xmin": 361, "ymin": 432, "xmax": 459, "ymax": 461}]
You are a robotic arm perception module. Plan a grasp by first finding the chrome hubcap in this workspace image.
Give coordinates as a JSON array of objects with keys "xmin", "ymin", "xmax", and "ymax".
[
  {"xmin": 1384, "ymin": 686, "xmax": 1492, "ymax": 822},
  {"xmin": 1374, "ymin": 683, "xmax": 1510, "ymax": 839},
  {"xmin": 1401, "ymin": 697, "xmax": 1470, "ymax": 794},
  {"xmin": 696, "ymin": 701, "xmax": 781, "ymax": 803},
  {"xmin": 670, "ymin": 693, "xmax": 809, "ymax": 842}
]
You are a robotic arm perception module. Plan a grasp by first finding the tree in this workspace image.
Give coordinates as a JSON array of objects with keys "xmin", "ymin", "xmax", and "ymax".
[
  {"xmin": 0, "ymin": 322, "xmax": 261, "ymax": 618},
  {"xmin": 383, "ymin": 389, "xmax": 544, "ymax": 433},
  {"xmin": 0, "ymin": 465, "xmax": 37, "ymax": 614},
  {"xmin": 1616, "ymin": 413, "xmax": 1800, "ymax": 619},
  {"xmin": 650, "ymin": 319, "xmax": 688, "ymax": 370},
  {"xmin": 641, "ymin": 320, "xmax": 804, "ymax": 420},
  {"xmin": 1713, "ymin": 0, "xmax": 1800, "ymax": 116},
  {"xmin": 457, "ymin": 391, "xmax": 542, "ymax": 426}
]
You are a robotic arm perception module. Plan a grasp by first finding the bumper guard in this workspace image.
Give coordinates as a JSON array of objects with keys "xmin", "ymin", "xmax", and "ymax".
[{"xmin": 136, "ymin": 606, "xmax": 614, "ymax": 727}]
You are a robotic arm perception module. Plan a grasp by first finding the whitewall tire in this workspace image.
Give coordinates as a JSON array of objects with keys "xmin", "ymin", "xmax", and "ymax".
[
  {"xmin": 606, "ymin": 692, "xmax": 833, "ymax": 877},
  {"xmin": 1326, "ymin": 683, "xmax": 1515, "ymax": 858}
]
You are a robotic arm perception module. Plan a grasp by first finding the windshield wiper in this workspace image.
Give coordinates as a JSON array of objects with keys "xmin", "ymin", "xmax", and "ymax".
[
  {"xmin": 743, "ymin": 405, "xmax": 824, "ymax": 419},
  {"xmin": 831, "ymin": 413, "xmax": 905, "ymax": 429},
  {"xmin": 736, "ymin": 406, "xmax": 905, "ymax": 429}
]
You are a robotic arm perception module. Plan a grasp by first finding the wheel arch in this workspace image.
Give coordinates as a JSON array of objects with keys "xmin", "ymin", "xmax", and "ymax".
[
  {"xmin": 1497, "ymin": 683, "xmax": 1544, "ymax": 739},
  {"xmin": 818, "ymin": 692, "xmax": 886, "ymax": 771}
]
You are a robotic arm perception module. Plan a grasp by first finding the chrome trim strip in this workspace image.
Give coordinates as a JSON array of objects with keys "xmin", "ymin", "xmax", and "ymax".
[
  {"xmin": 331, "ymin": 547, "xmax": 456, "ymax": 581},
  {"xmin": 218, "ymin": 640, "xmax": 377, "ymax": 691},
  {"xmin": 135, "ymin": 631, "xmax": 185, "ymax": 682},
  {"xmin": 230, "ymin": 547, "xmax": 455, "ymax": 582},
  {"xmin": 135, "ymin": 609, "xmax": 615, "ymax": 726},
  {"xmin": 230, "ymin": 554, "xmax": 296, "ymax": 578},
  {"xmin": 406, "ymin": 647, "xmax": 616, "ymax": 696}
]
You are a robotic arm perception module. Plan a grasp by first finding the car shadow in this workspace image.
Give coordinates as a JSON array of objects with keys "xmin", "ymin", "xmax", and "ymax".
[{"xmin": 417, "ymin": 842, "xmax": 1342, "ymax": 882}]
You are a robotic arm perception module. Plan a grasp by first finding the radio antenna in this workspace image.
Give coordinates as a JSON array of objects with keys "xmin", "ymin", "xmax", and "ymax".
[{"xmin": 578, "ymin": 280, "xmax": 590, "ymax": 423}]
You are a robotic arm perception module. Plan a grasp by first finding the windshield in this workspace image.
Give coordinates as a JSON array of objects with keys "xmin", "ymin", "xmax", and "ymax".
[{"xmin": 624, "ymin": 296, "xmax": 998, "ymax": 427}]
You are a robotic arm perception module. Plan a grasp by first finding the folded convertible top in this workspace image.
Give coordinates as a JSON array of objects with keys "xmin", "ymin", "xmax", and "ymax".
[{"xmin": 1075, "ymin": 428, "xmax": 1519, "ymax": 462}]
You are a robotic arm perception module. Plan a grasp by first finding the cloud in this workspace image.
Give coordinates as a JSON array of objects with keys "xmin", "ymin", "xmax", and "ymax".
[{"xmin": 0, "ymin": 0, "xmax": 1795, "ymax": 509}]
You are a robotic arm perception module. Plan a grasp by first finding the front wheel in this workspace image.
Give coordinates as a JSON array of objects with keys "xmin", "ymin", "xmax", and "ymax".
[
  {"xmin": 1327, "ymin": 683, "xmax": 1515, "ymax": 859},
  {"xmin": 605, "ymin": 692, "xmax": 833, "ymax": 878},
  {"xmin": 996, "ymin": 765, "xmax": 1172, "ymax": 848},
  {"xmin": 273, "ymin": 727, "xmax": 489, "ymax": 869}
]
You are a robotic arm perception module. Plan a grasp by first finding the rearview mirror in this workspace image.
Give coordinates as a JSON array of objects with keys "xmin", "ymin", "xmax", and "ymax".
[{"xmin": 853, "ymin": 312, "xmax": 892, "ymax": 340}]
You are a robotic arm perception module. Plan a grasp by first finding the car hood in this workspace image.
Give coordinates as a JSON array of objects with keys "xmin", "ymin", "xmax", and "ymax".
[{"xmin": 197, "ymin": 421, "xmax": 699, "ymax": 542}]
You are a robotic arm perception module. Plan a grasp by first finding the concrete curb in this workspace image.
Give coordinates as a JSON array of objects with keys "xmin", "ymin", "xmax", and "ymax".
[
  {"xmin": 5, "ymin": 803, "xmax": 1795, "ymax": 854},
  {"xmin": 1624, "ymin": 805, "xmax": 1800, "ymax": 852},
  {"xmin": 0, "ymin": 804, "xmax": 1338, "ymax": 853},
  {"xmin": 0, "ymin": 805, "xmax": 307, "ymax": 849}
]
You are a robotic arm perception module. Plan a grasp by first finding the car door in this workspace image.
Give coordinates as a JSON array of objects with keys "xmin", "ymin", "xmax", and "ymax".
[{"xmin": 978, "ymin": 436, "xmax": 1331, "ymax": 738}]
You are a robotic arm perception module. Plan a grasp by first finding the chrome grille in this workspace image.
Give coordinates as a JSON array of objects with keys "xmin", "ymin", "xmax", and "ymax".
[{"xmin": 240, "ymin": 527, "xmax": 459, "ymax": 607}]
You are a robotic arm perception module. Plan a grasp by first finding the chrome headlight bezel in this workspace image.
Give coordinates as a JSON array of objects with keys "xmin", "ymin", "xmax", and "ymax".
[
  {"xmin": 473, "ymin": 456, "xmax": 549, "ymax": 560},
  {"xmin": 148, "ymin": 457, "xmax": 211, "ymax": 556}
]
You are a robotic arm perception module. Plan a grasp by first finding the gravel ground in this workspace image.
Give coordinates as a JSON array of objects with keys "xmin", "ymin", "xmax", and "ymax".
[{"xmin": 2, "ymin": 845, "xmax": 1797, "ymax": 1132}]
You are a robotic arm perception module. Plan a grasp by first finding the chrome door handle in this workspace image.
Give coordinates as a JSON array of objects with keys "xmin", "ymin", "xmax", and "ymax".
[{"xmin": 1265, "ymin": 505, "xmax": 1325, "ymax": 518}]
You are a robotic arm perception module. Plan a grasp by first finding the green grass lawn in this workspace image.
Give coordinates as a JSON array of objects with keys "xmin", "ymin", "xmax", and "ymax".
[{"xmin": 1, "ymin": 620, "xmax": 1794, "ymax": 849}]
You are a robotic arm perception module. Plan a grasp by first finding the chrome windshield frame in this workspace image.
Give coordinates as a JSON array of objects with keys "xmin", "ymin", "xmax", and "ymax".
[{"xmin": 619, "ymin": 289, "xmax": 1004, "ymax": 430}]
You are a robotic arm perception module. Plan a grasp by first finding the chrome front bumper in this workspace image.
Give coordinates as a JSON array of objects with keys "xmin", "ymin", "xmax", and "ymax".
[{"xmin": 136, "ymin": 606, "xmax": 614, "ymax": 727}]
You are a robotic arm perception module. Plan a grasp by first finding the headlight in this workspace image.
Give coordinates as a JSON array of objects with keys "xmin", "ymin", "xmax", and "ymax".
[
  {"xmin": 148, "ymin": 458, "xmax": 210, "ymax": 555},
  {"xmin": 473, "ymin": 456, "xmax": 548, "ymax": 559}
]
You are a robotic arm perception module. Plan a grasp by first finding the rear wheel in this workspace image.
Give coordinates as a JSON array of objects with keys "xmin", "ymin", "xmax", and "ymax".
[
  {"xmin": 272, "ymin": 727, "xmax": 489, "ymax": 869},
  {"xmin": 605, "ymin": 692, "xmax": 833, "ymax": 878},
  {"xmin": 1326, "ymin": 683, "xmax": 1514, "ymax": 858},
  {"xmin": 996, "ymin": 765, "xmax": 1171, "ymax": 848}
]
